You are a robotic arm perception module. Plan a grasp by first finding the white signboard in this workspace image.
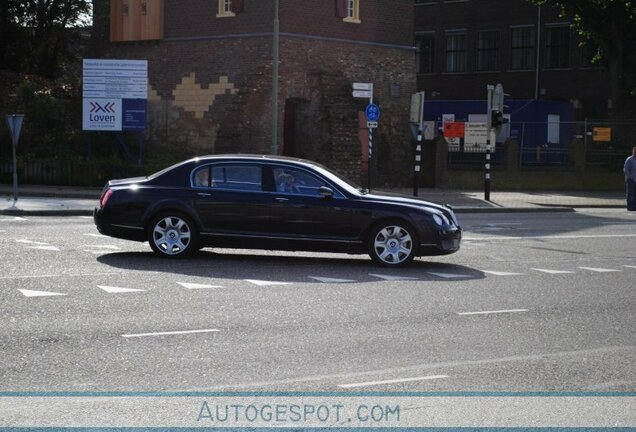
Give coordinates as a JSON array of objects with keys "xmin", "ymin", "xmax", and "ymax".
[
  {"xmin": 83, "ymin": 59, "xmax": 148, "ymax": 131},
  {"xmin": 352, "ymin": 90, "xmax": 372, "ymax": 99},
  {"xmin": 353, "ymin": 82, "xmax": 373, "ymax": 91},
  {"xmin": 464, "ymin": 122, "xmax": 488, "ymax": 152},
  {"xmin": 423, "ymin": 121, "xmax": 436, "ymax": 140}
]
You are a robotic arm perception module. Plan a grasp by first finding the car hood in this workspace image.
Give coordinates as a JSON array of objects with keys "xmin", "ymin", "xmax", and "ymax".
[{"xmin": 360, "ymin": 191, "xmax": 453, "ymax": 214}]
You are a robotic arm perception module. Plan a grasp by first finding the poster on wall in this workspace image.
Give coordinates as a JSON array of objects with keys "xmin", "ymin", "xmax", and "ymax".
[{"xmin": 82, "ymin": 59, "xmax": 148, "ymax": 131}]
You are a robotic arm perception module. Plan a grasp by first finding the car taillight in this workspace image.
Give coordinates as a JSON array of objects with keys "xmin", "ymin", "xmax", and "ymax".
[{"xmin": 99, "ymin": 189, "xmax": 113, "ymax": 208}]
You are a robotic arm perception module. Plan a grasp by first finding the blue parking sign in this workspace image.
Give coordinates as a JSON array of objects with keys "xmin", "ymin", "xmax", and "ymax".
[{"xmin": 365, "ymin": 104, "xmax": 380, "ymax": 122}]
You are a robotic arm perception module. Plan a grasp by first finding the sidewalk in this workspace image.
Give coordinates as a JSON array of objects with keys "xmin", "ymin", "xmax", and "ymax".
[{"xmin": 0, "ymin": 184, "xmax": 627, "ymax": 216}]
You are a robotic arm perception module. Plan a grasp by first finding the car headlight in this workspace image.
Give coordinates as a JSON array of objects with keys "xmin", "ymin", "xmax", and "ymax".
[{"xmin": 433, "ymin": 213, "xmax": 449, "ymax": 227}]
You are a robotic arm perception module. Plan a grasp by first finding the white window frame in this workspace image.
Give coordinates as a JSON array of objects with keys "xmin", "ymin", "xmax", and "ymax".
[
  {"xmin": 217, "ymin": 0, "xmax": 235, "ymax": 18},
  {"xmin": 343, "ymin": 0, "xmax": 361, "ymax": 24}
]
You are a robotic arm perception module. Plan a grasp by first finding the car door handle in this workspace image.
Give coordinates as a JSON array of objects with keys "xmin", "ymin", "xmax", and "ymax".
[
  {"xmin": 197, "ymin": 192, "xmax": 211, "ymax": 197},
  {"xmin": 275, "ymin": 197, "xmax": 289, "ymax": 202}
]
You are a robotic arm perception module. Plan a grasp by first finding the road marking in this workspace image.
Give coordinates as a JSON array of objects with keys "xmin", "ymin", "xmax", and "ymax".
[
  {"xmin": 182, "ymin": 345, "xmax": 635, "ymax": 391},
  {"xmin": 482, "ymin": 271, "xmax": 525, "ymax": 276},
  {"xmin": 368, "ymin": 274, "xmax": 418, "ymax": 281},
  {"xmin": 463, "ymin": 233, "xmax": 636, "ymax": 241},
  {"xmin": 244, "ymin": 279, "xmax": 291, "ymax": 286},
  {"xmin": 177, "ymin": 282, "xmax": 223, "ymax": 289},
  {"xmin": 0, "ymin": 217, "xmax": 27, "ymax": 221},
  {"xmin": 0, "ymin": 272, "xmax": 120, "ymax": 280},
  {"xmin": 308, "ymin": 276, "xmax": 356, "ymax": 283},
  {"xmin": 427, "ymin": 272, "xmax": 471, "ymax": 279},
  {"xmin": 578, "ymin": 267, "xmax": 621, "ymax": 273},
  {"xmin": 16, "ymin": 239, "xmax": 49, "ymax": 245},
  {"xmin": 98, "ymin": 285, "xmax": 146, "ymax": 294},
  {"xmin": 531, "ymin": 268, "xmax": 576, "ymax": 274},
  {"xmin": 122, "ymin": 329, "xmax": 220, "ymax": 338},
  {"xmin": 338, "ymin": 375, "xmax": 448, "ymax": 389},
  {"xmin": 83, "ymin": 245, "xmax": 121, "ymax": 250},
  {"xmin": 84, "ymin": 233, "xmax": 108, "ymax": 238},
  {"xmin": 457, "ymin": 309, "xmax": 529, "ymax": 316},
  {"xmin": 18, "ymin": 289, "xmax": 67, "ymax": 297},
  {"xmin": 623, "ymin": 265, "xmax": 636, "ymax": 269},
  {"xmin": 27, "ymin": 246, "xmax": 61, "ymax": 251},
  {"xmin": 79, "ymin": 216, "xmax": 93, "ymax": 219}
]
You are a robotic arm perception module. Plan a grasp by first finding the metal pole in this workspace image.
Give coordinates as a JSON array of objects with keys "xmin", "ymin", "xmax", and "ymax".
[
  {"xmin": 12, "ymin": 138, "xmax": 18, "ymax": 202},
  {"xmin": 367, "ymin": 93, "xmax": 373, "ymax": 191},
  {"xmin": 414, "ymin": 92, "xmax": 425, "ymax": 197},
  {"xmin": 535, "ymin": 5, "xmax": 541, "ymax": 100},
  {"xmin": 485, "ymin": 85, "xmax": 493, "ymax": 201},
  {"xmin": 271, "ymin": 0, "xmax": 280, "ymax": 155}
]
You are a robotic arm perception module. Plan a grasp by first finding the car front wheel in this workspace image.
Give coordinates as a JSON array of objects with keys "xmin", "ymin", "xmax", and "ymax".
[
  {"xmin": 368, "ymin": 221, "xmax": 417, "ymax": 267},
  {"xmin": 148, "ymin": 213, "xmax": 199, "ymax": 258}
]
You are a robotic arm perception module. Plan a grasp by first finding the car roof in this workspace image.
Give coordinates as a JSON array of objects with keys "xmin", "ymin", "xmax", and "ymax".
[{"xmin": 190, "ymin": 154, "xmax": 317, "ymax": 168}]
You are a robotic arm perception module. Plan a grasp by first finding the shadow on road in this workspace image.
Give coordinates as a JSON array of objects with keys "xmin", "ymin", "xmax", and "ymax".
[{"xmin": 96, "ymin": 250, "xmax": 486, "ymax": 283}]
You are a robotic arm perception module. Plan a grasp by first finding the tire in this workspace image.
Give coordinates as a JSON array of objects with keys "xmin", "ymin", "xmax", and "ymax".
[
  {"xmin": 147, "ymin": 212, "xmax": 199, "ymax": 258},
  {"xmin": 368, "ymin": 220, "xmax": 417, "ymax": 267}
]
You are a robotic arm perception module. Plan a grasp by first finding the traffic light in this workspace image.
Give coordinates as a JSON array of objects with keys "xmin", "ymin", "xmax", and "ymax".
[{"xmin": 490, "ymin": 110, "xmax": 508, "ymax": 130}]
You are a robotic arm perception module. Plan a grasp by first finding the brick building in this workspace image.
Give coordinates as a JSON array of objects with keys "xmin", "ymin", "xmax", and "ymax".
[
  {"xmin": 95, "ymin": 0, "xmax": 417, "ymax": 184},
  {"xmin": 414, "ymin": 0, "xmax": 609, "ymax": 119}
]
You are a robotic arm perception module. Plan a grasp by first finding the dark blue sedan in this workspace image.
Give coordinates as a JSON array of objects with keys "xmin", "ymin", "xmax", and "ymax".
[{"xmin": 94, "ymin": 155, "xmax": 461, "ymax": 266}]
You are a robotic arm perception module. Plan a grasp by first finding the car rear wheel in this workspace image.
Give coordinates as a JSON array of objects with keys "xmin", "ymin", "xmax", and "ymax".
[
  {"xmin": 368, "ymin": 221, "xmax": 417, "ymax": 267},
  {"xmin": 148, "ymin": 213, "xmax": 199, "ymax": 258}
]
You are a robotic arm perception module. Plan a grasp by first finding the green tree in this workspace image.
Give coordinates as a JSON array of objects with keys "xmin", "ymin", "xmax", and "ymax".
[
  {"xmin": 531, "ymin": 0, "xmax": 636, "ymax": 116},
  {"xmin": 0, "ymin": 0, "xmax": 91, "ymax": 78}
]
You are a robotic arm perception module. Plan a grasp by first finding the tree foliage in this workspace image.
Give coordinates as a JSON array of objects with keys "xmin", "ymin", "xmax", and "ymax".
[
  {"xmin": 531, "ymin": 0, "xmax": 636, "ymax": 113},
  {"xmin": 0, "ymin": 0, "xmax": 91, "ymax": 78}
]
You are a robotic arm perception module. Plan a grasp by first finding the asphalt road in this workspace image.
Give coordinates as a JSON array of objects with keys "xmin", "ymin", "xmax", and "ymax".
[{"xmin": 0, "ymin": 210, "xmax": 635, "ymax": 392}]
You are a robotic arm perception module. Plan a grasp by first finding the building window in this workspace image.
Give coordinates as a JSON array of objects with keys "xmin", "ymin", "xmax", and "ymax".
[
  {"xmin": 342, "ymin": 0, "xmax": 361, "ymax": 23},
  {"xmin": 217, "ymin": 0, "xmax": 235, "ymax": 17},
  {"xmin": 545, "ymin": 25, "xmax": 570, "ymax": 69},
  {"xmin": 416, "ymin": 33, "xmax": 435, "ymax": 73},
  {"xmin": 510, "ymin": 26, "xmax": 536, "ymax": 70},
  {"xmin": 476, "ymin": 30, "xmax": 500, "ymax": 72},
  {"xmin": 445, "ymin": 31, "xmax": 466, "ymax": 73}
]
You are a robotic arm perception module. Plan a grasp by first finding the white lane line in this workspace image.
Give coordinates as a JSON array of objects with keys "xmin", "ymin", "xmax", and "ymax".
[
  {"xmin": 578, "ymin": 267, "xmax": 621, "ymax": 273},
  {"xmin": 0, "ymin": 217, "xmax": 27, "ymax": 221},
  {"xmin": 84, "ymin": 233, "xmax": 108, "ymax": 238},
  {"xmin": 623, "ymin": 265, "xmax": 636, "ymax": 269},
  {"xmin": 79, "ymin": 216, "xmax": 93, "ymax": 219},
  {"xmin": 463, "ymin": 233, "xmax": 636, "ymax": 241},
  {"xmin": 83, "ymin": 245, "xmax": 121, "ymax": 250},
  {"xmin": 98, "ymin": 285, "xmax": 146, "ymax": 294},
  {"xmin": 339, "ymin": 375, "xmax": 448, "ymax": 389},
  {"xmin": 0, "ymin": 272, "xmax": 120, "ymax": 280},
  {"xmin": 457, "ymin": 309, "xmax": 529, "ymax": 316},
  {"xmin": 27, "ymin": 246, "xmax": 61, "ymax": 251},
  {"xmin": 532, "ymin": 268, "xmax": 576, "ymax": 274},
  {"xmin": 16, "ymin": 239, "xmax": 49, "ymax": 245},
  {"xmin": 308, "ymin": 276, "xmax": 356, "ymax": 283},
  {"xmin": 244, "ymin": 279, "xmax": 291, "ymax": 286},
  {"xmin": 427, "ymin": 272, "xmax": 471, "ymax": 279},
  {"xmin": 18, "ymin": 289, "xmax": 67, "ymax": 297},
  {"xmin": 177, "ymin": 282, "xmax": 223, "ymax": 289},
  {"xmin": 369, "ymin": 274, "xmax": 418, "ymax": 281},
  {"xmin": 482, "ymin": 270, "xmax": 525, "ymax": 276},
  {"xmin": 122, "ymin": 329, "xmax": 220, "ymax": 338}
]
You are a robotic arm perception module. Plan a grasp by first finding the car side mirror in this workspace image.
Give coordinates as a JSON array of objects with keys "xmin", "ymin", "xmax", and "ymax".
[{"xmin": 318, "ymin": 186, "xmax": 333, "ymax": 200}]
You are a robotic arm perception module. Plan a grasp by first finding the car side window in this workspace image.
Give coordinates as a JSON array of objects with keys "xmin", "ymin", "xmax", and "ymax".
[
  {"xmin": 192, "ymin": 166, "xmax": 210, "ymax": 187},
  {"xmin": 210, "ymin": 165, "xmax": 262, "ymax": 191},
  {"xmin": 273, "ymin": 167, "xmax": 326, "ymax": 196}
]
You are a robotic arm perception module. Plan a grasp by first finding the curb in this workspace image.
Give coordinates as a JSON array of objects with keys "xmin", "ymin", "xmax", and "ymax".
[{"xmin": 0, "ymin": 209, "xmax": 94, "ymax": 216}]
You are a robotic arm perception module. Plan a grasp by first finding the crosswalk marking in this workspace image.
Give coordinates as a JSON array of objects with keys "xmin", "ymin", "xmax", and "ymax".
[
  {"xmin": 308, "ymin": 276, "xmax": 356, "ymax": 283},
  {"xmin": 482, "ymin": 271, "xmax": 525, "ymax": 276},
  {"xmin": 177, "ymin": 282, "xmax": 223, "ymax": 289},
  {"xmin": 369, "ymin": 274, "xmax": 418, "ymax": 281},
  {"xmin": 18, "ymin": 289, "xmax": 67, "ymax": 297},
  {"xmin": 578, "ymin": 267, "xmax": 621, "ymax": 273},
  {"xmin": 97, "ymin": 285, "xmax": 146, "ymax": 294},
  {"xmin": 244, "ymin": 279, "xmax": 291, "ymax": 287},
  {"xmin": 427, "ymin": 272, "xmax": 471, "ymax": 279},
  {"xmin": 531, "ymin": 268, "xmax": 576, "ymax": 274}
]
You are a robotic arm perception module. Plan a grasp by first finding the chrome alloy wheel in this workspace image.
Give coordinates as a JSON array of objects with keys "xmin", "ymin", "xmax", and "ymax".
[
  {"xmin": 152, "ymin": 216, "xmax": 192, "ymax": 256},
  {"xmin": 373, "ymin": 225, "xmax": 414, "ymax": 265}
]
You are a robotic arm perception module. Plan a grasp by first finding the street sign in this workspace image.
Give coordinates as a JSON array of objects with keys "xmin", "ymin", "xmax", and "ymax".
[
  {"xmin": 365, "ymin": 104, "xmax": 380, "ymax": 122},
  {"xmin": 443, "ymin": 121, "xmax": 465, "ymax": 138},
  {"xmin": 352, "ymin": 90, "xmax": 372, "ymax": 99},
  {"xmin": 6, "ymin": 114, "xmax": 24, "ymax": 147},
  {"xmin": 353, "ymin": 82, "xmax": 373, "ymax": 91},
  {"xmin": 367, "ymin": 121, "xmax": 378, "ymax": 128},
  {"xmin": 410, "ymin": 92, "xmax": 425, "ymax": 124},
  {"xmin": 593, "ymin": 127, "xmax": 612, "ymax": 142}
]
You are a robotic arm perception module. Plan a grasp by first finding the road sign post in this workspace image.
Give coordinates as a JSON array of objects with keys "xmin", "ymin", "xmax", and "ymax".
[
  {"xmin": 353, "ymin": 83, "xmax": 375, "ymax": 191},
  {"xmin": 410, "ymin": 91, "xmax": 425, "ymax": 196},
  {"xmin": 5, "ymin": 114, "xmax": 24, "ymax": 202}
]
